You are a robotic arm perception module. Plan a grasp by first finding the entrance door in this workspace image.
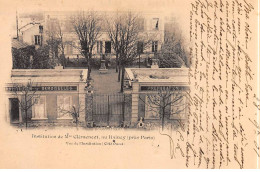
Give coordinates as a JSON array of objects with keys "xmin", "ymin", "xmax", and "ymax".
[
  {"xmin": 105, "ymin": 41, "xmax": 111, "ymax": 53},
  {"xmin": 9, "ymin": 98, "xmax": 19, "ymax": 123}
]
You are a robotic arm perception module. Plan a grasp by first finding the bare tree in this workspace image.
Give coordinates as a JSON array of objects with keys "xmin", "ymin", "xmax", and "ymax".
[
  {"xmin": 107, "ymin": 12, "xmax": 154, "ymax": 91},
  {"xmin": 56, "ymin": 21, "xmax": 66, "ymax": 67},
  {"xmin": 12, "ymin": 80, "xmax": 40, "ymax": 129},
  {"xmin": 106, "ymin": 12, "xmax": 121, "ymax": 76},
  {"xmin": 57, "ymin": 102, "xmax": 86, "ymax": 129},
  {"xmin": 71, "ymin": 11, "xmax": 101, "ymax": 80},
  {"xmin": 45, "ymin": 18, "xmax": 65, "ymax": 66},
  {"xmin": 158, "ymin": 23, "xmax": 190, "ymax": 68},
  {"xmin": 139, "ymin": 86, "xmax": 188, "ymax": 130}
]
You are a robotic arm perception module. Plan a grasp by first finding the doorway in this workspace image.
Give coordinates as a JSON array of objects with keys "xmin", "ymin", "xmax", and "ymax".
[
  {"xmin": 105, "ymin": 41, "xmax": 111, "ymax": 53},
  {"xmin": 9, "ymin": 98, "xmax": 19, "ymax": 123}
]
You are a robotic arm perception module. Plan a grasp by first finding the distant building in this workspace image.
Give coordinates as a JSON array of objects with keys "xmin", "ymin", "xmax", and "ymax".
[
  {"xmin": 16, "ymin": 11, "xmax": 165, "ymax": 60},
  {"xmin": 12, "ymin": 39, "xmax": 30, "ymax": 49},
  {"xmin": 18, "ymin": 22, "xmax": 44, "ymax": 49}
]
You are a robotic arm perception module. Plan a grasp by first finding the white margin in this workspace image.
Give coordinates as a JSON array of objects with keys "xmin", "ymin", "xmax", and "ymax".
[{"xmin": 256, "ymin": 0, "xmax": 260, "ymax": 169}]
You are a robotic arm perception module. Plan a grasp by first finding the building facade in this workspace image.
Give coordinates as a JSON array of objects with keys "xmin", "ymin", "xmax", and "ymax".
[
  {"xmin": 17, "ymin": 11, "xmax": 165, "ymax": 60},
  {"xmin": 4, "ymin": 67, "xmax": 189, "ymax": 127},
  {"xmin": 18, "ymin": 22, "xmax": 44, "ymax": 48},
  {"xmin": 5, "ymin": 67, "xmax": 88, "ymax": 125},
  {"xmin": 124, "ymin": 68, "xmax": 189, "ymax": 126}
]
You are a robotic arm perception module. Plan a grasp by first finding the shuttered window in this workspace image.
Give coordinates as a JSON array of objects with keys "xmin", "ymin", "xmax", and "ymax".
[
  {"xmin": 32, "ymin": 96, "xmax": 47, "ymax": 119},
  {"xmin": 57, "ymin": 95, "xmax": 72, "ymax": 119}
]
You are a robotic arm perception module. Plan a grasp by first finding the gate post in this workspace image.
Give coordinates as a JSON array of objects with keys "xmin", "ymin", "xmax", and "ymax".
[
  {"xmin": 78, "ymin": 93, "xmax": 86, "ymax": 125},
  {"xmin": 107, "ymin": 95, "xmax": 110, "ymax": 126},
  {"xmin": 78, "ymin": 81, "xmax": 87, "ymax": 126},
  {"xmin": 123, "ymin": 93, "xmax": 132, "ymax": 126},
  {"xmin": 122, "ymin": 94, "xmax": 125, "ymax": 123},
  {"xmin": 85, "ymin": 93, "xmax": 94, "ymax": 127},
  {"xmin": 131, "ymin": 82, "xmax": 139, "ymax": 126}
]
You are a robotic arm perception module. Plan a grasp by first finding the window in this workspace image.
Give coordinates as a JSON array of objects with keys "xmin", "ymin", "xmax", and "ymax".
[
  {"xmin": 34, "ymin": 35, "xmax": 41, "ymax": 45},
  {"xmin": 66, "ymin": 42, "xmax": 73, "ymax": 55},
  {"xmin": 152, "ymin": 18, "xmax": 159, "ymax": 30},
  {"xmin": 97, "ymin": 41, "xmax": 103, "ymax": 53},
  {"xmin": 39, "ymin": 25, "xmax": 43, "ymax": 33},
  {"xmin": 105, "ymin": 41, "xmax": 111, "ymax": 53},
  {"xmin": 32, "ymin": 96, "xmax": 47, "ymax": 119},
  {"xmin": 171, "ymin": 93, "xmax": 186, "ymax": 119},
  {"xmin": 57, "ymin": 95, "xmax": 72, "ymax": 119},
  {"xmin": 137, "ymin": 41, "xmax": 144, "ymax": 54},
  {"xmin": 145, "ymin": 95, "xmax": 160, "ymax": 119},
  {"xmin": 152, "ymin": 41, "xmax": 158, "ymax": 52},
  {"xmin": 137, "ymin": 18, "xmax": 145, "ymax": 31}
]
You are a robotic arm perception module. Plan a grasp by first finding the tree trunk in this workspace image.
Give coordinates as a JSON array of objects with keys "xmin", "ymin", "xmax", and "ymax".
[
  {"xmin": 115, "ymin": 53, "xmax": 118, "ymax": 72},
  {"xmin": 76, "ymin": 114, "xmax": 79, "ymax": 130},
  {"xmin": 25, "ymin": 95, "xmax": 28, "ymax": 129},
  {"xmin": 61, "ymin": 53, "xmax": 65, "ymax": 67},
  {"xmin": 162, "ymin": 107, "xmax": 165, "ymax": 131},
  {"xmin": 120, "ymin": 66, "xmax": 125, "ymax": 92},
  {"xmin": 118, "ymin": 65, "xmax": 121, "ymax": 82},
  {"xmin": 118, "ymin": 59, "xmax": 121, "ymax": 82},
  {"xmin": 87, "ymin": 54, "xmax": 92, "ymax": 80},
  {"xmin": 25, "ymin": 109, "xmax": 28, "ymax": 129},
  {"xmin": 87, "ymin": 60, "xmax": 91, "ymax": 80}
]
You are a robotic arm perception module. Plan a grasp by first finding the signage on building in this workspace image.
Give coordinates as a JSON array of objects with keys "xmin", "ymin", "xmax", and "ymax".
[
  {"xmin": 6, "ymin": 86, "xmax": 78, "ymax": 92},
  {"xmin": 140, "ymin": 86, "xmax": 188, "ymax": 91}
]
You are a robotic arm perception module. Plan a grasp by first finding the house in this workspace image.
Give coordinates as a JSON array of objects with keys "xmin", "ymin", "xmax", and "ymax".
[
  {"xmin": 43, "ymin": 11, "xmax": 165, "ymax": 60},
  {"xmin": 18, "ymin": 22, "xmax": 44, "ymax": 48},
  {"xmin": 14, "ymin": 11, "xmax": 165, "ymax": 68},
  {"xmin": 4, "ymin": 67, "xmax": 88, "ymax": 126},
  {"xmin": 123, "ymin": 67, "xmax": 189, "ymax": 126}
]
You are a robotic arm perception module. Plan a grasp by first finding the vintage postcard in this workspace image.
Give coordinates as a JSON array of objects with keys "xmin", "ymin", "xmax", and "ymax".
[{"xmin": 0, "ymin": 0, "xmax": 259, "ymax": 169}]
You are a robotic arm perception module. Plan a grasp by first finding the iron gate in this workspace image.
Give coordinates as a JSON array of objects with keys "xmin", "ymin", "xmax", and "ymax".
[{"xmin": 92, "ymin": 93, "xmax": 125, "ymax": 126}]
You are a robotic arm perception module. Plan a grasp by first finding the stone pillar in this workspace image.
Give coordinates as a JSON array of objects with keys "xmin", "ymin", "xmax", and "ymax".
[
  {"xmin": 78, "ymin": 83, "xmax": 86, "ymax": 124},
  {"xmin": 99, "ymin": 60, "xmax": 108, "ymax": 74},
  {"xmin": 100, "ymin": 60, "xmax": 106, "ymax": 69},
  {"xmin": 18, "ymin": 96, "xmax": 23, "ymax": 123},
  {"xmin": 123, "ymin": 93, "xmax": 132, "ymax": 126},
  {"xmin": 85, "ymin": 93, "xmax": 93, "ymax": 122},
  {"xmin": 151, "ymin": 58, "xmax": 159, "ymax": 68},
  {"xmin": 5, "ymin": 98, "xmax": 10, "ymax": 123},
  {"xmin": 78, "ymin": 94, "xmax": 85, "ymax": 122},
  {"xmin": 131, "ymin": 82, "xmax": 139, "ymax": 126}
]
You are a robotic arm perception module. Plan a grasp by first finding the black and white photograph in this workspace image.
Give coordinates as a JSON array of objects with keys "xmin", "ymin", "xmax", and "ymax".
[
  {"xmin": 0, "ymin": 0, "xmax": 259, "ymax": 169},
  {"xmin": 6, "ymin": 9, "xmax": 189, "ymax": 130}
]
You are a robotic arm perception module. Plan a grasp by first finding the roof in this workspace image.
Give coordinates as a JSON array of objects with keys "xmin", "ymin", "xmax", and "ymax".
[
  {"xmin": 19, "ymin": 22, "xmax": 41, "ymax": 32},
  {"xmin": 125, "ymin": 68, "xmax": 189, "ymax": 84},
  {"xmin": 10, "ymin": 68, "xmax": 88, "ymax": 83},
  {"xmin": 11, "ymin": 39, "xmax": 30, "ymax": 49}
]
